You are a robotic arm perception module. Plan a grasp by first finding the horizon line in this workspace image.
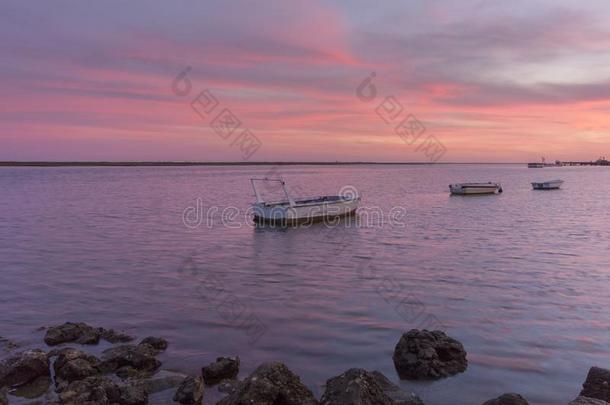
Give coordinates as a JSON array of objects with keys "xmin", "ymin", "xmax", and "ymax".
[{"xmin": 0, "ymin": 161, "xmax": 538, "ymax": 167}]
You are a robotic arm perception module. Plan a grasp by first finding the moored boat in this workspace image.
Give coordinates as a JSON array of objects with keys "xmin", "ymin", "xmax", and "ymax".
[
  {"xmin": 531, "ymin": 179, "xmax": 563, "ymax": 190},
  {"xmin": 250, "ymin": 178, "xmax": 360, "ymax": 224},
  {"xmin": 449, "ymin": 182, "xmax": 502, "ymax": 195}
]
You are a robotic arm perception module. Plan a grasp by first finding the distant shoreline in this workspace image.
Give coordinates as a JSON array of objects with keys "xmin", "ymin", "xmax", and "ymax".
[{"xmin": 0, "ymin": 161, "xmax": 527, "ymax": 167}]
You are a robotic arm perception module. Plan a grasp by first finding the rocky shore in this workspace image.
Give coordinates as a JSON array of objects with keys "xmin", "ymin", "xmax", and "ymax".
[{"xmin": 1, "ymin": 324, "xmax": 608, "ymax": 404}]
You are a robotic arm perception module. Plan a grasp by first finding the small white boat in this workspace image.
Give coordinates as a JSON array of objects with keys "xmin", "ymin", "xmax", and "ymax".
[
  {"xmin": 449, "ymin": 182, "xmax": 502, "ymax": 195},
  {"xmin": 250, "ymin": 177, "xmax": 360, "ymax": 224},
  {"xmin": 531, "ymin": 179, "xmax": 563, "ymax": 190}
]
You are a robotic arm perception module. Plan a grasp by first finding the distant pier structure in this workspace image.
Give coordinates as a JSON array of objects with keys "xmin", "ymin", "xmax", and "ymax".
[
  {"xmin": 561, "ymin": 157, "xmax": 609, "ymax": 166},
  {"xmin": 528, "ymin": 157, "xmax": 609, "ymax": 167}
]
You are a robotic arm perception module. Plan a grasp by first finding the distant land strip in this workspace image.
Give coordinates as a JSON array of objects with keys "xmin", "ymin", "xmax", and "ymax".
[{"xmin": 0, "ymin": 161, "xmax": 528, "ymax": 167}]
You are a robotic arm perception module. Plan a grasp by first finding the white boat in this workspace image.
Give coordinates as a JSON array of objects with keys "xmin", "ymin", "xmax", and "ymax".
[
  {"xmin": 449, "ymin": 182, "xmax": 503, "ymax": 195},
  {"xmin": 250, "ymin": 177, "xmax": 360, "ymax": 224},
  {"xmin": 531, "ymin": 179, "xmax": 563, "ymax": 190}
]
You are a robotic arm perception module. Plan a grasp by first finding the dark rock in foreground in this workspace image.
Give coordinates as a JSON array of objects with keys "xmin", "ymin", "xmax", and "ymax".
[
  {"xmin": 58, "ymin": 375, "xmax": 121, "ymax": 404},
  {"xmin": 202, "ymin": 356, "xmax": 240, "ymax": 385},
  {"xmin": 569, "ymin": 396, "xmax": 610, "ymax": 405},
  {"xmin": 580, "ymin": 367, "xmax": 610, "ymax": 402},
  {"xmin": 136, "ymin": 370, "xmax": 188, "ymax": 394},
  {"xmin": 44, "ymin": 322, "xmax": 133, "ymax": 346},
  {"xmin": 218, "ymin": 378, "xmax": 242, "ymax": 395},
  {"xmin": 217, "ymin": 362, "xmax": 318, "ymax": 405},
  {"xmin": 139, "ymin": 336, "xmax": 168, "ymax": 352},
  {"xmin": 482, "ymin": 393, "xmax": 529, "ymax": 405},
  {"xmin": 8, "ymin": 375, "xmax": 51, "ymax": 399},
  {"xmin": 53, "ymin": 348, "xmax": 101, "ymax": 386},
  {"xmin": 99, "ymin": 344, "xmax": 161, "ymax": 376},
  {"xmin": 0, "ymin": 390, "xmax": 7, "ymax": 405},
  {"xmin": 173, "ymin": 376, "xmax": 204, "ymax": 404},
  {"xmin": 393, "ymin": 329, "xmax": 467, "ymax": 380},
  {"xmin": 369, "ymin": 370, "xmax": 425, "ymax": 405},
  {"xmin": 321, "ymin": 368, "xmax": 424, "ymax": 405},
  {"xmin": 0, "ymin": 349, "xmax": 50, "ymax": 388},
  {"xmin": 44, "ymin": 322, "xmax": 100, "ymax": 345},
  {"xmin": 58, "ymin": 375, "xmax": 148, "ymax": 405},
  {"xmin": 119, "ymin": 383, "xmax": 148, "ymax": 405}
]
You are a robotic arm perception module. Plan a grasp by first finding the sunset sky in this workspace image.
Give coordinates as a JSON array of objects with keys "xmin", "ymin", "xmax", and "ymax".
[{"xmin": 2, "ymin": 0, "xmax": 610, "ymax": 162}]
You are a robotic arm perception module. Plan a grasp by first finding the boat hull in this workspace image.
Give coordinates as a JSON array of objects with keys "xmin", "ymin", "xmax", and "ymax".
[
  {"xmin": 449, "ymin": 183, "xmax": 502, "ymax": 195},
  {"xmin": 532, "ymin": 180, "xmax": 563, "ymax": 190},
  {"xmin": 251, "ymin": 197, "xmax": 360, "ymax": 224}
]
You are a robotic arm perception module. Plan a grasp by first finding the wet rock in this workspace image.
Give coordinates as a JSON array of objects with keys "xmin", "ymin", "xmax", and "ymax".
[
  {"xmin": 392, "ymin": 329, "xmax": 467, "ymax": 380},
  {"xmin": 0, "ymin": 349, "xmax": 50, "ymax": 388},
  {"xmin": 0, "ymin": 337, "xmax": 20, "ymax": 353},
  {"xmin": 370, "ymin": 371, "xmax": 425, "ymax": 405},
  {"xmin": 569, "ymin": 396, "xmax": 610, "ymax": 405},
  {"xmin": 99, "ymin": 345, "xmax": 161, "ymax": 375},
  {"xmin": 137, "ymin": 370, "xmax": 188, "ymax": 394},
  {"xmin": 58, "ymin": 375, "xmax": 147, "ymax": 405},
  {"xmin": 58, "ymin": 376, "xmax": 121, "ymax": 404},
  {"xmin": 53, "ymin": 348, "xmax": 101, "ymax": 384},
  {"xmin": 321, "ymin": 368, "xmax": 424, "ymax": 405},
  {"xmin": 173, "ymin": 376, "xmax": 204, "ymax": 404},
  {"xmin": 116, "ymin": 366, "xmax": 156, "ymax": 381},
  {"xmin": 10, "ymin": 375, "xmax": 51, "ymax": 399},
  {"xmin": 139, "ymin": 337, "xmax": 168, "ymax": 352},
  {"xmin": 44, "ymin": 322, "xmax": 99, "ymax": 346},
  {"xmin": 44, "ymin": 322, "xmax": 133, "ymax": 346},
  {"xmin": 580, "ymin": 367, "xmax": 610, "ymax": 402},
  {"xmin": 101, "ymin": 328, "xmax": 134, "ymax": 344},
  {"xmin": 202, "ymin": 356, "xmax": 240, "ymax": 385},
  {"xmin": 482, "ymin": 393, "xmax": 529, "ymax": 405},
  {"xmin": 217, "ymin": 362, "xmax": 318, "ymax": 405},
  {"xmin": 320, "ymin": 368, "xmax": 394, "ymax": 405},
  {"xmin": 218, "ymin": 379, "xmax": 242, "ymax": 395},
  {"xmin": 120, "ymin": 383, "xmax": 148, "ymax": 405}
]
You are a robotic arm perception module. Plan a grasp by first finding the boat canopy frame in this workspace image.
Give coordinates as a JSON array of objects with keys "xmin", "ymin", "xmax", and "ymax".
[{"xmin": 250, "ymin": 177, "xmax": 296, "ymax": 207}]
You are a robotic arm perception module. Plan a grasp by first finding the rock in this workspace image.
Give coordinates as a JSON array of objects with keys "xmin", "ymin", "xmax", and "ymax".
[
  {"xmin": 580, "ymin": 367, "xmax": 610, "ymax": 402},
  {"xmin": 482, "ymin": 393, "xmax": 529, "ymax": 405},
  {"xmin": 218, "ymin": 379, "xmax": 242, "ymax": 395},
  {"xmin": 136, "ymin": 370, "xmax": 188, "ymax": 394},
  {"xmin": 370, "ymin": 371, "xmax": 425, "ymax": 405},
  {"xmin": 58, "ymin": 376, "xmax": 122, "ymax": 404},
  {"xmin": 53, "ymin": 348, "xmax": 101, "ymax": 385},
  {"xmin": 99, "ymin": 345, "xmax": 161, "ymax": 375},
  {"xmin": 43, "ymin": 322, "xmax": 133, "ymax": 346},
  {"xmin": 0, "ymin": 336, "xmax": 20, "ymax": 353},
  {"xmin": 58, "ymin": 376, "xmax": 148, "ymax": 405},
  {"xmin": 9, "ymin": 375, "xmax": 51, "ymax": 399},
  {"xmin": 0, "ymin": 349, "xmax": 50, "ymax": 388},
  {"xmin": 217, "ymin": 362, "xmax": 318, "ymax": 405},
  {"xmin": 139, "ymin": 337, "xmax": 168, "ymax": 352},
  {"xmin": 392, "ymin": 329, "xmax": 467, "ymax": 380},
  {"xmin": 101, "ymin": 328, "xmax": 134, "ymax": 344},
  {"xmin": 0, "ymin": 390, "xmax": 7, "ymax": 405},
  {"xmin": 120, "ymin": 383, "xmax": 148, "ymax": 405},
  {"xmin": 173, "ymin": 376, "xmax": 204, "ymax": 404},
  {"xmin": 202, "ymin": 356, "xmax": 240, "ymax": 385},
  {"xmin": 569, "ymin": 396, "xmax": 610, "ymax": 405},
  {"xmin": 44, "ymin": 322, "xmax": 99, "ymax": 346},
  {"xmin": 320, "ymin": 368, "xmax": 394, "ymax": 405},
  {"xmin": 321, "ymin": 368, "xmax": 424, "ymax": 405}
]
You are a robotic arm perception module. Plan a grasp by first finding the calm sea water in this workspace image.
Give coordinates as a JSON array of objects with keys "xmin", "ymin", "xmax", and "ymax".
[{"xmin": 1, "ymin": 164, "xmax": 609, "ymax": 405}]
